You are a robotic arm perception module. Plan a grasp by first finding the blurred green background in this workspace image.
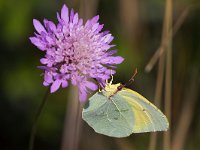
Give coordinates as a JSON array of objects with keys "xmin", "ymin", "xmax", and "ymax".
[{"xmin": 0, "ymin": 0, "xmax": 200, "ymax": 150}]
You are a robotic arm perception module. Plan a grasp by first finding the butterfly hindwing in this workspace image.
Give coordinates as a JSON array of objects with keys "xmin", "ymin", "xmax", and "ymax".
[{"xmin": 82, "ymin": 92, "xmax": 135, "ymax": 137}]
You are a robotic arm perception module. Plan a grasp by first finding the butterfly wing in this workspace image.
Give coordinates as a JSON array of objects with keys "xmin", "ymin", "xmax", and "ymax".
[
  {"xmin": 119, "ymin": 88, "xmax": 169, "ymax": 133},
  {"xmin": 82, "ymin": 92, "xmax": 135, "ymax": 137}
]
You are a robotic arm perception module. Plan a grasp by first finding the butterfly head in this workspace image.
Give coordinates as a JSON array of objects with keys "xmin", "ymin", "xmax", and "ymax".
[
  {"xmin": 100, "ymin": 69, "xmax": 138, "ymax": 99},
  {"xmin": 101, "ymin": 74, "xmax": 122, "ymax": 98}
]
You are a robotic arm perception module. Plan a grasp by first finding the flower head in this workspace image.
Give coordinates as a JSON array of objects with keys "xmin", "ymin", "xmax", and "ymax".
[{"xmin": 30, "ymin": 4, "xmax": 124, "ymax": 102}]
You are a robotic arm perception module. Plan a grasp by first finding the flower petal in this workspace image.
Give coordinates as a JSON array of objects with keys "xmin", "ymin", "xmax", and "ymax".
[
  {"xmin": 43, "ymin": 81, "xmax": 50, "ymax": 86},
  {"xmin": 96, "ymin": 24, "xmax": 104, "ymax": 32},
  {"xmin": 73, "ymin": 13, "xmax": 78, "ymax": 24},
  {"xmin": 85, "ymin": 81, "xmax": 98, "ymax": 91},
  {"xmin": 29, "ymin": 37, "xmax": 46, "ymax": 51},
  {"xmin": 103, "ymin": 34, "xmax": 113, "ymax": 43},
  {"xmin": 45, "ymin": 35, "xmax": 54, "ymax": 45},
  {"xmin": 44, "ymin": 73, "xmax": 53, "ymax": 83},
  {"xmin": 70, "ymin": 9, "xmax": 74, "ymax": 22},
  {"xmin": 62, "ymin": 80, "xmax": 68, "ymax": 88},
  {"xmin": 61, "ymin": 4, "xmax": 69, "ymax": 23},
  {"xmin": 105, "ymin": 69, "xmax": 116, "ymax": 75},
  {"xmin": 91, "ymin": 15, "xmax": 99, "ymax": 24},
  {"xmin": 78, "ymin": 19, "xmax": 83, "ymax": 27},
  {"xmin": 44, "ymin": 19, "xmax": 56, "ymax": 32},
  {"xmin": 50, "ymin": 80, "xmax": 62, "ymax": 93},
  {"xmin": 57, "ymin": 12, "xmax": 61, "ymax": 23},
  {"xmin": 97, "ymin": 74, "xmax": 110, "ymax": 80},
  {"xmin": 92, "ymin": 23, "xmax": 99, "ymax": 32},
  {"xmin": 106, "ymin": 50, "xmax": 118, "ymax": 56},
  {"xmin": 33, "ymin": 19, "xmax": 46, "ymax": 34},
  {"xmin": 79, "ymin": 90, "xmax": 87, "ymax": 102},
  {"xmin": 102, "ymin": 56, "xmax": 124, "ymax": 64}
]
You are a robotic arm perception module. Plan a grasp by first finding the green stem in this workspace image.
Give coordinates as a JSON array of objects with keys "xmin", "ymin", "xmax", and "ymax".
[{"xmin": 28, "ymin": 88, "xmax": 49, "ymax": 150}]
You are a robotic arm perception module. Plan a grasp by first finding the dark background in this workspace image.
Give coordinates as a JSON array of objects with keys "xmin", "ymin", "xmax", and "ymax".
[{"xmin": 0, "ymin": 0, "xmax": 200, "ymax": 150}]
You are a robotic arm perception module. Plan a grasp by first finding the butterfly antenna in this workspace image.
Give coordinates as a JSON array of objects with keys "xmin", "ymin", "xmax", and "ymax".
[
  {"xmin": 109, "ymin": 68, "xmax": 138, "ymax": 99},
  {"xmin": 124, "ymin": 68, "xmax": 138, "ymax": 87}
]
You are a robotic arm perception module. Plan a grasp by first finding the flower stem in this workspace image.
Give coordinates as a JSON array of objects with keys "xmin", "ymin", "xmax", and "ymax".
[
  {"xmin": 28, "ymin": 88, "xmax": 49, "ymax": 150},
  {"xmin": 61, "ymin": 86, "xmax": 81, "ymax": 150},
  {"xmin": 73, "ymin": 101, "xmax": 82, "ymax": 150}
]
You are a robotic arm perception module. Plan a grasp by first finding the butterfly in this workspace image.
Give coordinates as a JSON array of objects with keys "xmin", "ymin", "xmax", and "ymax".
[{"xmin": 82, "ymin": 69, "xmax": 169, "ymax": 137}]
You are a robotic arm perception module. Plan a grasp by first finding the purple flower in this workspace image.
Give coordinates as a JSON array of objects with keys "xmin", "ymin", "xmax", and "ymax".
[{"xmin": 30, "ymin": 4, "xmax": 124, "ymax": 102}]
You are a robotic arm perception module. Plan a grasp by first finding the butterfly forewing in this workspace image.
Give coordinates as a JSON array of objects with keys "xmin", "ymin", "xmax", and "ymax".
[{"xmin": 119, "ymin": 88, "xmax": 169, "ymax": 132}]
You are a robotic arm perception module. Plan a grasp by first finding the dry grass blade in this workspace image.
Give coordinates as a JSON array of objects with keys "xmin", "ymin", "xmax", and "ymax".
[
  {"xmin": 148, "ymin": 0, "xmax": 171, "ymax": 149},
  {"xmin": 163, "ymin": 0, "xmax": 173, "ymax": 150},
  {"xmin": 79, "ymin": 0, "xmax": 99, "ymax": 20},
  {"xmin": 172, "ymin": 68, "xmax": 199, "ymax": 150},
  {"xmin": 145, "ymin": 5, "xmax": 194, "ymax": 73},
  {"xmin": 148, "ymin": 56, "xmax": 165, "ymax": 150}
]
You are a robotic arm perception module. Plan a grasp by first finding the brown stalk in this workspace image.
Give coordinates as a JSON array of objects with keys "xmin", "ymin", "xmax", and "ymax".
[
  {"xmin": 61, "ymin": 86, "xmax": 80, "ymax": 150},
  {"xmin": 145, "ymin": 5, "xmax": 192, "ymax": 73},
  {"xmin": 119, "ymin": 0, "xmax": 140, "ymax": 40},
  {"xmin": 171, "ymin": 68, "xmax": 199, "ymax": 150},
  {"xmin": 163, "ymin": 0, "xmax": 173, "ymax": 150},
  {"xmin": 79, "ymin": 0, "xmax": 99, "ymax": 20},
  {"xmin": 148, "ymin": 53, "xmax": 165, "ymax": 150},
  {"xmin": 148, "ymin": 0, "xmax": 169, "ymax": 149},
  {"xmin": 73, "ymin": 101, "xmax": 83, "ymax": 150},
  {"xmin": 115, "ymin": 138, "xmax": 135, "ymax": 150}
]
